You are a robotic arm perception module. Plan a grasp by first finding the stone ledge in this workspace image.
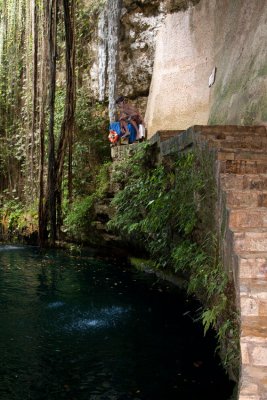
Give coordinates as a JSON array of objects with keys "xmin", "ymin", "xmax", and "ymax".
[
  {"xmin": 159, "ymin": 129, "xmax": 194, "ymax": 156},
  {"xmin": 236, "ymin": 254, "xmax": 267, "ymax": 279},
  {"xmin": 229, "ymin": 208, "xmax": 267, "ymax": 229},
  {"xmin": 241, "ymin": 316, "xmax": 267, "ymax": 338},
  {"xmin": 240, "ymin": 340, "xmax": 267, "ymax": 369},
  {"xmin": 228, "ymin": 228, "xmax": 267, "ymax": 253},
  {"xmin": 219, "ymin": 160, "xmax": 267, "ymax": 174},
  {"xmin": 220, "ymin": 174, "xmax": 267, "ymax": 191},
  {"xmin": 192, "ymin": 125, "xmax": 267, "ymax": 135}
]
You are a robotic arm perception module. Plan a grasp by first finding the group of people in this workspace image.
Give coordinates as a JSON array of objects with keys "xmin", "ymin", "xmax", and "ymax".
[{"xmin": 108, "ymin": 95, "xmax": 146, "ymax": 145}]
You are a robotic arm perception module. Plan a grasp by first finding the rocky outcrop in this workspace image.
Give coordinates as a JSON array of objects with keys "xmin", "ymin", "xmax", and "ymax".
[
  {"xmin": 145, "ymin": 0, "xmax": 267, "ymax": 136},
  {"xmin": 92, "ymin": 0, "xmax": 166, "ymax": 118},
  {"xmin": 118, "ymin": 1, "xmax": 164, "ymax": 100},
  {"xmin": 87, "ymin": 0, "xmax": 266, "ymax": 135}
]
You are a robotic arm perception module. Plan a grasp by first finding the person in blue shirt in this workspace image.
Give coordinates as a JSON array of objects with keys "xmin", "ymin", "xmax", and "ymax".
[{"xmin": 115, "ymin": 95, "xmax": 145, "ymax": 139}]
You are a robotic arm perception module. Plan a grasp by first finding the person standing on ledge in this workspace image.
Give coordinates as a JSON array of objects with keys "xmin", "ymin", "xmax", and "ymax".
[{"xmin": 115, "ymin": 95, "xmax": 145, "ymax": 139}]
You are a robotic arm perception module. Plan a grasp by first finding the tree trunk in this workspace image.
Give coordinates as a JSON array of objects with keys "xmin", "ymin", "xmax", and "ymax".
[
  {"xmin": 31, "ymin": 0, "xmax": 38, "ymax": 199},
  {"xmin": 55, "ymin": 0, "xmax": 76, "ymax": 235},
  {"xmin": 38, "ymin": 0, "xmax": 49, "ymax": 246},
  {"xmin": 47, "ymin": 0, "xmax": 58, "ymax": 245}
]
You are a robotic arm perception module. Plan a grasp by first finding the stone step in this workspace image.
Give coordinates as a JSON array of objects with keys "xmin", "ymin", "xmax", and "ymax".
[
  {"xmin": 220, "ymin": 174, "xmax": 267, "ymax": 191},
  {"xmin": 94, "ymin": 202, "xmax": 114, "ymax": 216},
  {"xmin": 229, "ymin": 208, "xmax": 267, "ymax": 229},
  {"xmin": 195, "ymin": 126, "xmax": 267, "ymax": 151},
  {"xmin": 240, "ymin": 278, "xmax": 267, "ymax": 297},
  {"xmin": 206, "ymin": 137, "xmax": 267, "ymax": 151},
  {"xmin": 241, "ymin": 316, "xmax": 267, "ymax": 340},
  {"xmin": 225, "ymin": 190, "xmax": 267, "ymax": 208},
  {"xmin": 241, "ymin": 318, "xmax": 267, "ymax": 379},
  {"xmin": 236, "ymin": 252, "xmax": 267, "ymax": 279},
  {"xmin": 217, "ymin": 148, "xmax": 267, "ymax": 162},
  {"xmin": 240, "ymin": 364, "xmax": 267, "ymax": 397},
  {"xmin": 149, "ymin": 130, "xmax": 184, "ymax": 145},
  {"xmin": 101, "ymin": 232, "xmax": 121, "ymax": 242},
  {"xmin": 219, "ymin": 160, "xmax": 267, "ymax": 174},
  {"xmin": 240, "ymin": 278, "xmax": 267, "ymax": 317},
  {"xmin": 92, "ymin": 221, "xmax": 107, "ymax": 231},
  {"xmin": 158, "ymin": 130, "xmax": 184, "ymax": 142},
  {"xmin": 230, "ymin": 228, "xmax": 267, "ymax": 253},
  {"xmin": 193, "ymin": 125, "xmax": 266, "ymax": 136}
]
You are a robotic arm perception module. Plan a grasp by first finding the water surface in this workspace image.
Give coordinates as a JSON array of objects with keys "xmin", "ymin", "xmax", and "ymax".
[{"xmin": 0, "ymin": 245, "xmax": 234, "ymax": 399}]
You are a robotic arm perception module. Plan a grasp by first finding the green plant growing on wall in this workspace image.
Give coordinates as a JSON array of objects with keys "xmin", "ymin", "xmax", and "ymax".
[
  {"xmin": 75, "ymin": 0, "xmax": 107, "ymax": 74},
  {"xmin": 73, "ymin": 88, "xmax": 110, "ymax": 196},
  {"xmin": 63, "ymin": 161, "xmax": 111, "ymax": 241},
  {"xmin": 0, "ymin": 197, "xmax": 38, "ymax": 241},
  {"xmin": 241, "ymin": 102, "xmax": 258, "ymax": 125},
  {"xmin": 63, "ymin": 195, "xmax": 95, "ymax": 241},
  {"xmin": 108, "ymin": 145, "xmax": 212, "ymax": 264},
  {"xmin": 108, "ymin": 142, "xmax": 240, "ymax": 380}
]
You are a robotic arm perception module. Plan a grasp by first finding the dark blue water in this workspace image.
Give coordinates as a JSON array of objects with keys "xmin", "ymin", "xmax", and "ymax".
[{"xmin": 0, "ymin": 245, "xmax": 234, "ymax": 400}]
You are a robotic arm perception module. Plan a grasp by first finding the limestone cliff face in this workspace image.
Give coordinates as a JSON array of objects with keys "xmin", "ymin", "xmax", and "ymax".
[
  {"xmin": 145, "ymin": 0, "xmax": 267, "ymax": 136},
  {"xmin": 209, "ymin": 0, "xmax": 267, "ymax": 126},
  {"xmin": 88, "ymin": 0, "xmax": 267, "ymax": 134},
  {"xmin": 118, "ymin": 1, "xmax": 164, "ymax": 99},
  {"xmin": 92, "ymin": 0, "xmax": 165, "ymax": 119}
]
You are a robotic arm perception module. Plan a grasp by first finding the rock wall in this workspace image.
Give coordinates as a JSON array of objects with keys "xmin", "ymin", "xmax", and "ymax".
[
  {"xmin": 118, "ymin": 0, "xmax": 165, "ymax": 100},
  {"xmin": 209, "ymin": 0, "xmax": 267, "ymax": 126},
  {"xmin": 145, "ymin": 0, "xmax": 267, "ymax": 136},
  {"xmin": 90, "ymin": 0, "xmax": 165, "ymax": 118},
  {"xmin": 87, "ymin": 0, "xmax": 266, "ymax": 135}
]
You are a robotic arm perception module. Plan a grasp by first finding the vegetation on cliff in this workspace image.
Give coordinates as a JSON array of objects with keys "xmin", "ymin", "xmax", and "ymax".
[
  {"xmin": 0, "ymin": 0, "xmax": 110, "ymax": 245},
  {"xmin": 107, "ymin": 143, "xmax": 240, "ymax": 380}
]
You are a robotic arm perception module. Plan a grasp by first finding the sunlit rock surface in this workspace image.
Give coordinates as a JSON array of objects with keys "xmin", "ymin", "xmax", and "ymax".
[
  {"xmin": 87, "ymin": 0, "xmax": 267, "ymax": 134},
  {"xmin": 145, "ymin": 0, "xmax": 267, "ymax": 136}
]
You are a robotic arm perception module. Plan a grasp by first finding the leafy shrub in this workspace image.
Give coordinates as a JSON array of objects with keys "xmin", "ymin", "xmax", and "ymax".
[
  {"xmin": 63, "ymin": 162, "xmax": 111, "ymax": 240},
  {"xmin": 108, "ymin": 142, "xmax": 239, "ymax": 378},
  {"xmin": 63, "ymin": 195, "xmax": 95, "ymax": 240},
  {"xmin": 73, "ymin": 88, "xmax": 110, "ymax": 196},
  {"xmin": 0, "ymin": 198, "xmax": 38, "ymax": 240},
  {"xmin": 108, "ymin": 145, "xmax": 212, "ymax": 265}
]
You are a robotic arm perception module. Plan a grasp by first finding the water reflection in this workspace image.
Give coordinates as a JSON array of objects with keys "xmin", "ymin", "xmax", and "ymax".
[
  {"xmin": 0, "ymin": 245, "xmax": 235, "ymax": 400},
  {"xmin": 0, "ymin": 245, "xmax": 26, "ymax": 251},
  {"xmin": 63, "ymin": 306, "xmax": 130, "ymax": 332},
  {"xmin": 47, "ymin": 301, "xmax": 65, "ymax": 309}
]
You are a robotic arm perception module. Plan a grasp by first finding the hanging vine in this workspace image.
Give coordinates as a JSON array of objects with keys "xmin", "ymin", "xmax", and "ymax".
[{"xmin": 0, "ymin": 0, "xmax": 110, "ymax": 245}]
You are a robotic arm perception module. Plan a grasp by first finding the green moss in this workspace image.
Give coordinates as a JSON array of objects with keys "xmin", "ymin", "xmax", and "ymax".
[
  {"xmin": 260, "ymin": 95, "xmax": 267, "ymax": 121},
  {"xmin": 0, "ymin": 198, "xmax": 38, "ymax": 242},
  {"xmin": 73, "ymin": 89, "xmax": 110, "ymax": 196},
  {"xmin": 209, "ymin": 60, "xmax": 266, "ymax": 126},
  {"xmin": 95, "ymin": 162, "xmax": 112, "ymax": 198},
  {"xmin": 63, "ymin": 162, "xmax": 111, "ymax": 242},
  {"xmin": 241, "ymin": 102, "xmax": 258, "ymax": 125},
  {"xmin": 129, "ymin": 257, "xmax": 157, "ymax": 271},
  {"xmin": 257, "ymin": 64, "xmax": 267, "ymax": 78},
  {"xmin": 208, "ymin": 80, "xmax": 243, "ymax": 125}
]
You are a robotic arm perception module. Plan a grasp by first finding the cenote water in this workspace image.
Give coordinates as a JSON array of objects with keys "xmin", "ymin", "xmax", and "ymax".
[{"xmin": 0, "ymin": 245, "xmax": 234, "ymax": 400}]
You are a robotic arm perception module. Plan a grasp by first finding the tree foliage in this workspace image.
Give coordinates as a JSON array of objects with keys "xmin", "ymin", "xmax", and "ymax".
[{"xmin": 0, "ymin": 0, "xmax": 110, "ymax": 245}]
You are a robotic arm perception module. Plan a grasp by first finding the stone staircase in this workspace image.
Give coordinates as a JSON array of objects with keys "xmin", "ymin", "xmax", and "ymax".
[
  {"xmin": 149, "ymin": 125, "xmax": 267, "ymax": 400},
  {"xmin": 218, "ymin": 173, "xmax": 267, "ymax": 398},
  {"xmin": 111, "ymin": 124, "xmax": 267, "ymax": 399}
]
